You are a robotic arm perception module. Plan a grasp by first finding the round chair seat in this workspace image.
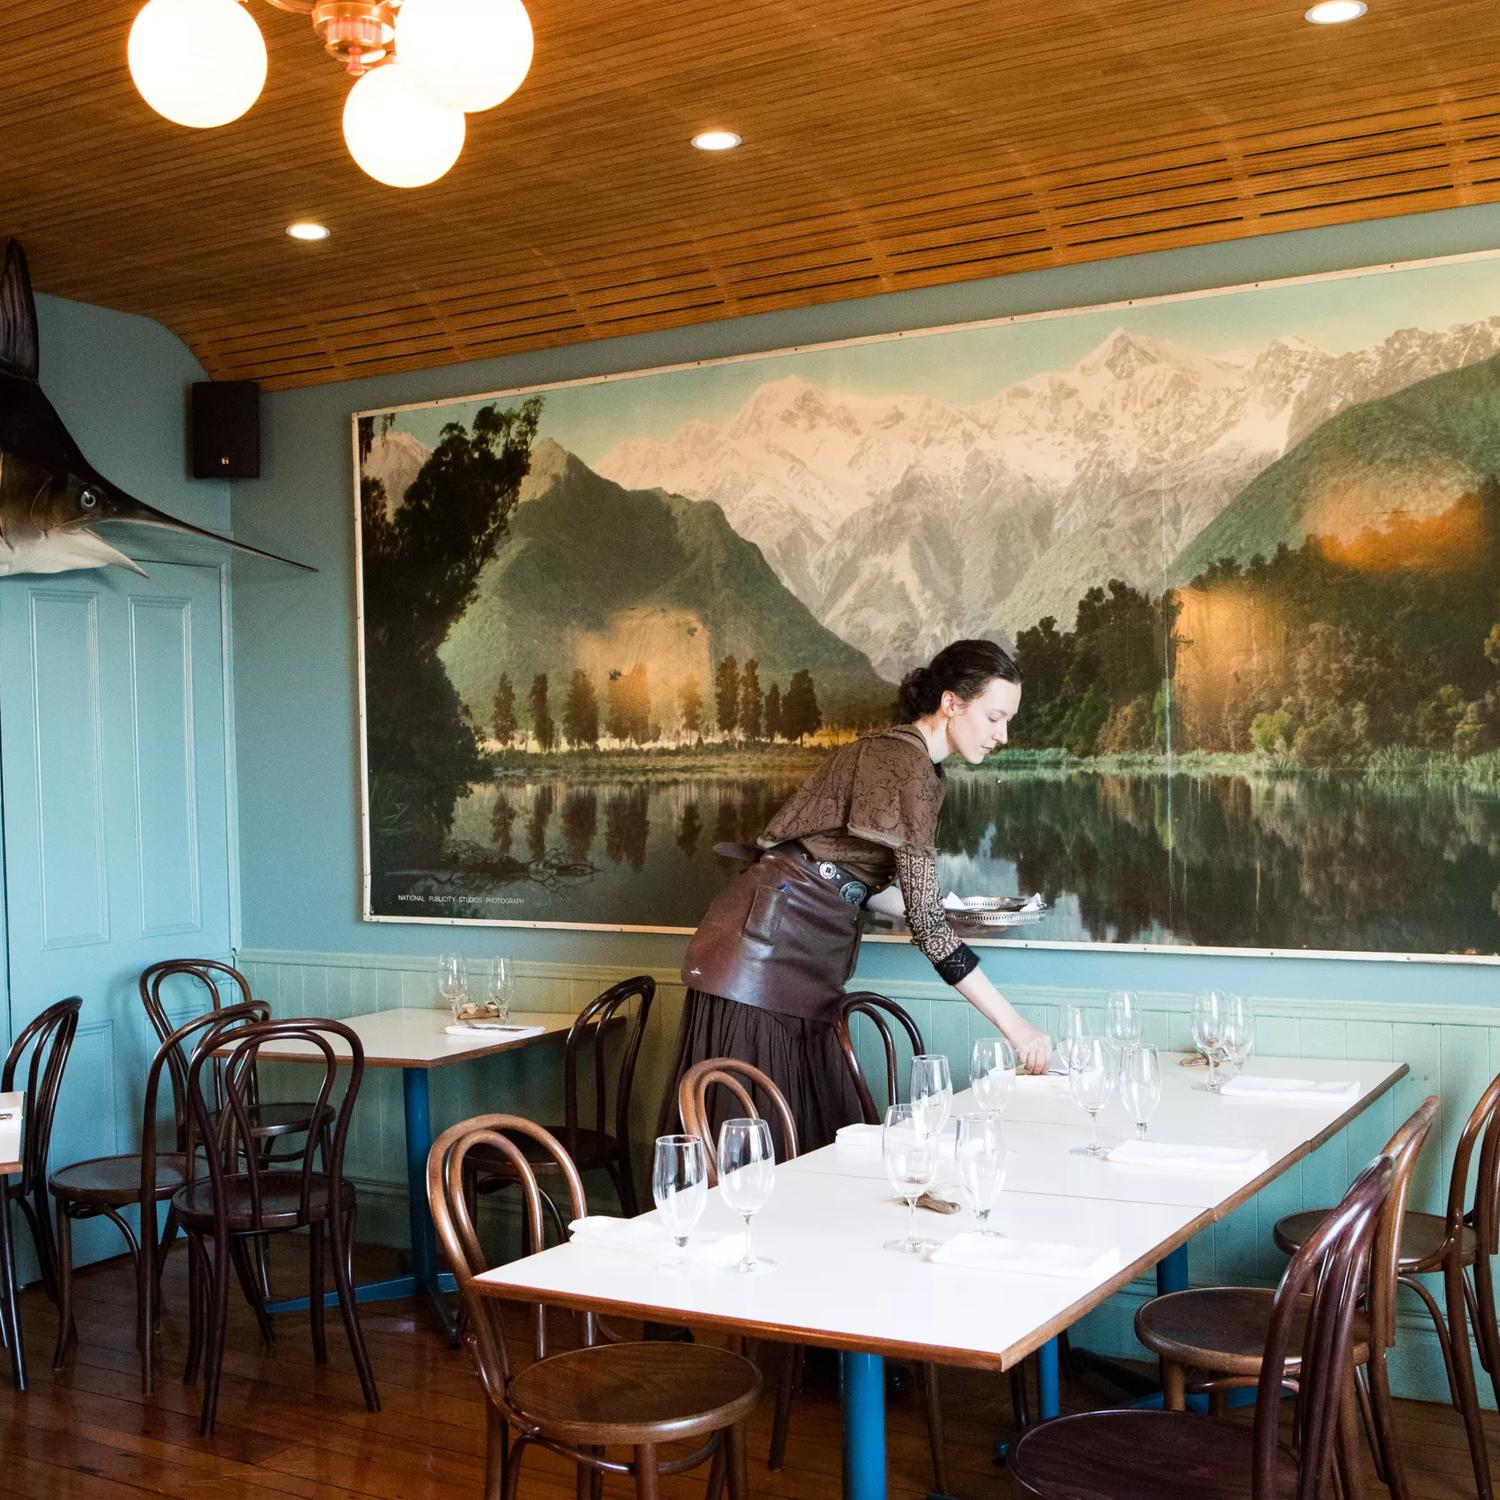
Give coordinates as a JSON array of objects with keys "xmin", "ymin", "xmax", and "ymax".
[
  {"xmin": 1136, "ymin": 1286, "xmax": 1371, "ymax": 1376},
  {"xmin": 1010, "ymin": 1408, "xmax": 1299, "ymax": 1500},
  {"xmin": 238, "ymin": 1100, "xmax": 330, "ymax": 1139},
  {"xmin": 50, "ymin": 1153, "xmax": 187, "ymax": 1207},
  {"xmin": 508, "ymin": 1341, "xmax": 760, "ymax": 1445},
  {"xmin": 470, "ymin": 1127, "xmax": 614, "ymax": 1176},
  {"xmin": 1274, "ymin": 1206, "xmax": 1474, "ymax": 1271},
  {"xmin": 172, "ymin": 1172, "xmax": 355, "ymax": 1232}
]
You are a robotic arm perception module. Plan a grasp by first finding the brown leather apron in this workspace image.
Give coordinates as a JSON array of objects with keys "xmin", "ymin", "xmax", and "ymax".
[{"xmin": 679, "ymin": 844, "xmax": 862, "ymax": 1022}]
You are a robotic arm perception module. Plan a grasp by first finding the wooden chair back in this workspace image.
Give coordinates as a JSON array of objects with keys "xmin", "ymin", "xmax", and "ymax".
[
  {"xmin": 428, "ymin": 1113, "xmax": 591, "ymax": 1381},
  {"xmin": 678, "ymin": 1058, "xmax": 798, "ymax": 1182},
  {"xmin": 140, "ymin": 959, "xmax": 253, "ymax": 1040},
  {"xmin": 834, "ymin": 992, "xmax": 926, "ymax": 1124},
  {"xmin": 181, "ymin": 1017, "xmax": 360, "ymax": 1228},
  {"xmin": 3, "ymin": 997, "xmax": 82, "ymax": 1198},
  {"xmin": 1367, "ymin": 1096, "xmax": 1439, "ymax": 1348},
  {"xmin": 1253, "ymin": 1153, "xmax": 1394, "ymax": 1500},
  {"xmin": 560, "ymin": 975, "xmax": 653, "ymax": 1160},
  {"xmin": 1446, "ymin": 1067, "xmax": 1500, "ymax": 1256}
]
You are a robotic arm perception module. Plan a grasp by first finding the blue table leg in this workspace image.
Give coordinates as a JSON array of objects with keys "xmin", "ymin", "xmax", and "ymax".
[
  {"xmin": 1038, "ymin": 1338, "xmax": 1061, "ymax": 1419},
  {"xmin": 840, "ymin": 1351, "xmax": 887, "ymax": 1500},
  {"xmin": 1157, "ymin": 1244, "xmax": 1189, "ymax": 1295}
]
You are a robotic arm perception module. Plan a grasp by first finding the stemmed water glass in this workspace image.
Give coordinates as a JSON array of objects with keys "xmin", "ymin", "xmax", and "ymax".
[
  {"xmin": 955, "ymin": 1112, "xmax": 1008, "ymax": 1236},
  {"xmin": 883, "ymin": 1102, "xmax": 939, "ymax": 1254},
  {"xmin": 482, "ymin": 956, "xmax": 514, "ymax": 1023},
  {"xmin": 1106, "ymin": 991, "xmax": 1142, "ymax": 1051},
  {"xmin": 436, "ymin": 953, "xmax": 468, "ymax": 1020},
  {"xmin": 1222, "ymin": 996, "xmax": 1254, "ymax": 1078},
  {"xmin": 652, "ymin": 1134, "xmax": 708, "ymax": 1269},
  {"xmin": 1192, "ymin": 992, "xmax": 1227, "ymax": 1093},
  {"xmin": 970, "ymin": 1037, "xmax": 1016, "ymax": 1114},
  {"xmin": 717, "ymin": 1117, "xmax": 777, "ymax": 1274},
  {"xmin": 910, "ymin": 1054, "xmax": 953, "ymax": 1139},
  {"xmin": 1067, "ymin": 1036, "xmax": 1115, "ymax": 1157},
  {"xmin": 1118, "ymin": 1043, "xmax": 1162, "ymax": 1139},
  {"xmin": 1058, "ymin": 1004, "xmax": 1089, "ymax": 1066}
]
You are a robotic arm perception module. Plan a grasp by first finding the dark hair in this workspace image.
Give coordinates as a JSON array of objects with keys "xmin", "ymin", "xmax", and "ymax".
[{"xmin": 896, "ymin": 638, "xmax": 1022, "ymax": 721}]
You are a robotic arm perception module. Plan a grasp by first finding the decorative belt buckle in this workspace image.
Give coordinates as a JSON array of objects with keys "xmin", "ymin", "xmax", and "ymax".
[
  {"xmin": 838, "ymin": 880, "xmax": 868, "ymax": 905},
  {"xmin": 817, "ymin": 861, "xmax": 838, "ymax": 880}
]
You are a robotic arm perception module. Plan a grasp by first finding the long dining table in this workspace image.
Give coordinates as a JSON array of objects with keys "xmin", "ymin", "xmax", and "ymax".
[{"xmin": 473, "ymin": 1051, "xmax": 1406, "ymax": 1500}]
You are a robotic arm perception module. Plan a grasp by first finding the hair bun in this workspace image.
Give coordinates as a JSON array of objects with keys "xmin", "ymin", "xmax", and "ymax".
[{"xmin": 896, "ymin": 664, "xmax": 939, "ymax": 721}]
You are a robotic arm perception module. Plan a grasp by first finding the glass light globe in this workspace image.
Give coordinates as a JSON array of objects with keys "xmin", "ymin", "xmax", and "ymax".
[
  {"xmin": 128, "ymin": 0, "xmax": 267, "ymax": 129},
  {"xmin": 395, "ymin": 0, "xmax": 533, "ymax": 113},
  {"xmin": 343, "ymin": 64, "xmax": 466, "ymax": 188}
]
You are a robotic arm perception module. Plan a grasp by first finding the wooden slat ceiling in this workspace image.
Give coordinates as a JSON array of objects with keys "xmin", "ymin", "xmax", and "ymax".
[{"xmin": 4, "ymin": 0, "xmax": 1500, "ymax": 390}]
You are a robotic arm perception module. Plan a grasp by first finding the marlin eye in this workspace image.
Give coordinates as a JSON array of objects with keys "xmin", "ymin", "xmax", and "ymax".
[{"xmin": 79, "ymin": 490, "xmax": 98, "ymax": 510}]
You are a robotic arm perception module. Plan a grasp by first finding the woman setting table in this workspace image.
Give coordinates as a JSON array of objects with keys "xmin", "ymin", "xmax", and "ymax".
[{"xmin": 659, "ymin": 638, "xmax": 1053, "ymax": 1153}]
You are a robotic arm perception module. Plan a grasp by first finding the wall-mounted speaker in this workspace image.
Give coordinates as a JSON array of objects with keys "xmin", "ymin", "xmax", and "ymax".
[{"xmin": 190, "ymin": 380, "xmax": 261, "ymax": 480}]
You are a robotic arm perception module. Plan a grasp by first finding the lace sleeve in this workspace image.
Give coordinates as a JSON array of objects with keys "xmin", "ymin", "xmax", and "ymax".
[{"xmin": 893, "ymin": 845, "xmax": 979, "ymax": 986}]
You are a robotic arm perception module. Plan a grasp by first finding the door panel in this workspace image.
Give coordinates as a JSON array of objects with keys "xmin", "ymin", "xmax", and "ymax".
[{"xmin": 1, "ymin": 561, "xmax": 235, "ymax": 1269}]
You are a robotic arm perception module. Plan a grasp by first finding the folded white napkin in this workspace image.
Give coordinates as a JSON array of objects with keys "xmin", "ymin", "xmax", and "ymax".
[
  {"xmin": 443, "ymin": 1022, "xmax": 545, "ymax": 1040},
  {"xmin": 930, "ymin": 1231, "xmax": 1121, "ymax": 1280},
  {"xmin": 567, "ymin": 1216, "xmax": 743, "ymax": 1267},
  {"xmin": 1219, "ymin": 1076, "xmax": 1359, "ymax": 1105},
  {"xmin": 1014, "ymin": 1070, "xmax": 1071, "ymax": 1089},
  {"xmin": 835, "ymin": 1122, "xmax": 957, "ymax": 1156},
  {"xmin": 1106, "ymin": 1140, "xmax": 1270, "ymax": 1173}
]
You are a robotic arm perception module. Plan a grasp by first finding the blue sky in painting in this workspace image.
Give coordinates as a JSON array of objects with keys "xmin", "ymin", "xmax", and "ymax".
[{"xmin": 388, "ymin": 253, "xmax": 1500, "ymax": 467}]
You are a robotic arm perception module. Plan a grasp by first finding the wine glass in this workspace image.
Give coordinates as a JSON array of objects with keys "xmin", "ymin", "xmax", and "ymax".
[
  {"xmin": 652, "ymin": 1134, "xmax": 708, "ymax": 1269},
  {"xmin": 436, "ymin": 953, "xmax": 469, "ymax": 1021},
  {"xmin": 717, "ymin": 1117, "xmax": 777, "ymax": 1274},
  {"xmin": 1058, "ymin": 1004, "xmax": 1089, "ymax": 1065},
  {"xmin": 970, "ymin": 1037, "xmax": 1016, "ymax": 1114},
  {"xmin": 1106, "ymin": 991, "xmax": 1142, "ymax": 1051},
  {"xmin": 1222, "ymin": 995, "xmax": 1254, "ymax": 1078},
  {"xmin": 1067, "ymin": 1036, "xmax": 1115, "ymax": 1157},
  {"xmin": 909, "ymin": 1054, "xmax": 953, "ymax": 1139},
  {"xmin": 1192, "ymin": 992, "xmax": 1227, "ymax": 1093},
  {"xmin": 481, "ymin": 956, "xmax": 514, "ymax": 1023},
  {"xmin": 882, "ymin": 1102, "xmax": 938, "ymax": 1254},
  {"xmin": 1118, "ymin": 1043, "xmax": 1162, "ymax": 1139},
  {"xmin": 955, "ymin": 1112, "xmax": 1008, "ymax": 1236}
]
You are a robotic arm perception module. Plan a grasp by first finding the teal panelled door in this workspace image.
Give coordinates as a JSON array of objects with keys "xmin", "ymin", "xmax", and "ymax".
[{"xmin": 0, "ymin": 561, "xmax": 235, "ymax": 1270}]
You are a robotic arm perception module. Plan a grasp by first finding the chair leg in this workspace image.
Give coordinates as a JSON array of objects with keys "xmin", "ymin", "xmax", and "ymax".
[
  {"xmin": 1366, "ymin": 1347, "xmax": 1410, "ymax": 1500},
  {"xmin": 199, "ymin": 1236, "xmax": 232, "ymax": 1437},
  {"xmin": 1352, "ymin": 1365, "xmax": 1385, "ymax": 1487},
  {"xmin": 1336, "ymin": 1367, "xmax": 1364, "ymax": 1500},
  {"xmin": 156, "ymin": 1206, "xmax": 180, "ymax": 1314},
  {"xmin": 921, "ymin": 1362, "xmax": 949, "ymax": 1496},
  {"xmin": 1009, "ymin": 1361, "xmax": 1031, "ymax": 1429},
  {"xmin": 137, "ymin": 1204, "xmax": 157, "ymax": 1396},
  {"xmin": 725, "ymin": 1423, "xmax": 750, "ymax": 1500},
  {"xmin": 704, "ymin": 1442, "xmax": 726, "ymax": 1500},
  {"xmin": 19, "ymin": 1187, "xmax": 60, "ymax": 1305},
  {"xmin": 308, "ymin": 1221, "xmax": 327, "ymax": 1365},
  {"xmin": 1473, "ymin": 1254, "xmax": 1500, "ymax": 1413},
  {"xmin": 328, "ymin": 1199, "xmax": 380, "ymax": 1412},
  {"xmin": 768, "ymin": 1343, "xmax": 798, "ymax": 1470},
  {"xmin": 183, "ymin": 1233, "xmax": 205, "ymax": 1386},
  {"xmin": 0, "ymin": 1185, "xmax": 25, "ymax": 1391},
  {"xmin": 229, "ymin": 1236, "xmax": 275, "ymax": 1346},
  {"xmin": 634, "ymin": 1443, "xmax": 662, "ymax": 1500},
  {"xmin": 1444, "ymin": 1259, "xmax": 1495, "ymax": 1500},
  {"xmin": 1162, "ymin": 1359, "xmax": 1186, "ymax": 1412},
  {"xmin": 483, "ymin": 1409, "xmax": 507, "ymax": 1500},
  {"xmin": 51, "ymin": 1204, "xmax": 76, "ymax": 1372}
]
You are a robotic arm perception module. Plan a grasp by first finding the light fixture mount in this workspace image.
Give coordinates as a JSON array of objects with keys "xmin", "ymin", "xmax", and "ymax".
[{"xmin": 264, "ymin": 0, "xmax": 397, "ymax": 73}]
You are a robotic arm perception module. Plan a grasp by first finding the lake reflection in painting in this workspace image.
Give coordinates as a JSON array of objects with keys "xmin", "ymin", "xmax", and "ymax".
[{"xmin": 375, "ymin": 768, "xmax": 1500, "ymax": 955}]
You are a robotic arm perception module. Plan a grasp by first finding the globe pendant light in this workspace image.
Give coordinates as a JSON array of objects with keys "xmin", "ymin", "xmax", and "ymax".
[
  {"xmin": 127, "ymin": 0, "xmax": 267, "ymax": 128},
  {"xmin": 395, "ymin": 0, "xmax": 534, "ymax": 113},
  {"xmin": 343, "ymin": 61, "xmax": 467, "ymax": 188}
]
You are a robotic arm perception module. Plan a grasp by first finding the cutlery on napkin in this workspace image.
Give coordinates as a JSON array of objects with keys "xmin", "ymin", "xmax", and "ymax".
[
  {"xmin": 567, "ymin": 1216, "xmax": 743, "ymax": 1268},
  {"xmin": 930, "ymin": 1232, "xmax": 1121, "ymax": 1279},
  {"xmin": 443, "ymin": 1022, "xmax": 545, "ymax": 1040},
  {"xmin": 1219, "ymin": 1076, "xmax": 1359, "ymax": 1104},
  {"xmin": 1105, "ymin": 1140, "xmax": 1270, "ymax": 1173}
]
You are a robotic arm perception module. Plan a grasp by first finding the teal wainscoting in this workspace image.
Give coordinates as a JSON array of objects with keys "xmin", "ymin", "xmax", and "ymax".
[{"xmin": 240, "ymin": 947, "xmax": 1497, "ymax": 1406}]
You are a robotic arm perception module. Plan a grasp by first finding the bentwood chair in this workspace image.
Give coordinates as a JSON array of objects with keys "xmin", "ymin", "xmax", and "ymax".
[
  {"xmin": 1010, "ymin": 1152, "xmax": 1395, "ymax": 1500},
  {"xmin": 0, "ymin": 997, "xmax": 81, "ymax": 1389},
  {"xmin": 834, "ymin": 992, "xmax": 928, "ymax": 1125},
  {"xmin": 1275, "ymin": 1073, "xmax": 1500, "ymax": 1500},
  {"xmin": 469, "ymin": 976, "xmax": 653, "ymax": 1242},
  {"xmin": 677, "ymin": 1055, "xmax": 950, "ymax": 1495},
  {"xmin": 47, "ymin": 1000, "xmax": 268, "ymax": 1389},
  {"xmin": 170, "ymin": 1016, "xmax": 379, "ymax": 1435},
  {"xmin": 1135, "ymin": 1098, "xmax": 1439, "ymax": 1499},
  {"xmin": 428, "ymin": 1113, "xmax": 761, "ymax": 1500}
]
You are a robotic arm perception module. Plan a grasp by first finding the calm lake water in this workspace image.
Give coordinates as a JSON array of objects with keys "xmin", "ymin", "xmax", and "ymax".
[{"xmin": 372, "ymin": 769, "xmax": 1500, "ymax": 954}]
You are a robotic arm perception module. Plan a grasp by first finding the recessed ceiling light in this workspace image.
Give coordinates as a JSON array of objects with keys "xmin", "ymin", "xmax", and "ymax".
[
  {"xmin": 1305, "ymin": 1, "xmax": 1367, "ymax": 23},
  {"xmin": 691, "ymin": 130, "xmax": 742, "ymax": 152},
  {"xmin": 286, "ymin": 221, "xmax": 331, "ymax": 241}
]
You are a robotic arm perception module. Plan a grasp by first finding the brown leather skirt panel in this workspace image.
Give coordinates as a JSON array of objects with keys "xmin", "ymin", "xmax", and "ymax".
[{"xmin": 679, "ymin": 849, "xmax": 861, "ymax": 1022}]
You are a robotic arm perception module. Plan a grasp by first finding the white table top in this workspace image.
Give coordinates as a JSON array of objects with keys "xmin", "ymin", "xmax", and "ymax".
[
  {"xmin": 473, "ymin": 1052, "xmax": 1405, "ymax": 1370},
  {"xmin": 234, "ymin": 1007, "xmax": 580, "ymax": 1069},
  {"xmin": 0, "ymin": 1091, "xmax": 22, "ymax": 1176}
]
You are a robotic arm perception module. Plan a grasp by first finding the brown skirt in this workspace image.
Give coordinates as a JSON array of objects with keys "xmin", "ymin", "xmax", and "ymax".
[{"xmin": 655, "ymin": 988, "xmax": 868, "ymax": 1158}]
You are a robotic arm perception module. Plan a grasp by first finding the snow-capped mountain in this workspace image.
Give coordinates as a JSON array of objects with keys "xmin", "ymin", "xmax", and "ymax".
[
  {"xmin": 594, "ymin": 317, "xmax": 1500, "ymax": 677},
  {"xmin": 361, "ymin": 428, "xmax": 428, "ymax": 513}
]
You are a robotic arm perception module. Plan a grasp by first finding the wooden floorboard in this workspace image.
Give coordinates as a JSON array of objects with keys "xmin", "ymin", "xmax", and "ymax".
[{"xmin": 3, "ymin": 1239, "xmax": 1499, "ymax": 1498}]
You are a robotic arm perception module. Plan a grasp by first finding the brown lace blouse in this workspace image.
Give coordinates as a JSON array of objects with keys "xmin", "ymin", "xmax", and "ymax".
[{"xmin": 758, "ymin": 725, "xmax": 979, "ymax": 985}]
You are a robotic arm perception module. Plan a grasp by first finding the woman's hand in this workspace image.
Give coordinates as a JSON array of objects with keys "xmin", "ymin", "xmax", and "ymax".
[{"xmin": 1008, "ymin": 1020, "xmax": 1052, "ymax": 1075}]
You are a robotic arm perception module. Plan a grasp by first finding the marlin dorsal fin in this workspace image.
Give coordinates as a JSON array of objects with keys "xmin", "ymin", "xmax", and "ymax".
[{"xmin": 0, "ymin": 239, "xmax": 40, "ymax": 383}]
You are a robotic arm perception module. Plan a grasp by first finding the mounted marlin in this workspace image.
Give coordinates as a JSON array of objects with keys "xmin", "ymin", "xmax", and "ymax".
[{"xmin": 0, "ymin": 238, "xmax": 312, "ymax": 576}]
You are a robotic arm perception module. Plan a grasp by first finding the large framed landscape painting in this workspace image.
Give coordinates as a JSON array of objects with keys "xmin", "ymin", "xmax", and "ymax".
[{"xmin": 354, "ymin": 250, "xmax": 1500, "ymax": 960}]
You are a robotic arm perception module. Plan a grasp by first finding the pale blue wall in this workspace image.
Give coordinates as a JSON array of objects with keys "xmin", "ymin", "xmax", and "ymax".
[{"xmin": 231, "ymin": 201, "xmax": 1500, "ymax": 1009}]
